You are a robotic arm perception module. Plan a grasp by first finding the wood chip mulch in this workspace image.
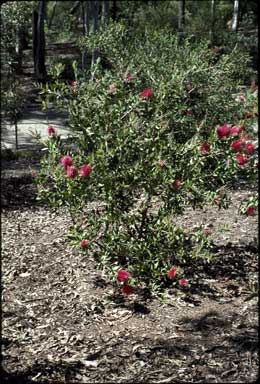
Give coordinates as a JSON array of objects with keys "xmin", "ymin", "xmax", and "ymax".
[{"xmin": 1, "ymin": 162, "xmax": 258, "ymax": 383}]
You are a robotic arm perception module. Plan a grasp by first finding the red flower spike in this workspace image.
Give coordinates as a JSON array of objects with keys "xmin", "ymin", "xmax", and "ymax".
[
  {"xmin": 80, "ymin": 164, "xmax": 92, "ymax": 178},
  {"xmin": 240, "ymin": 133, "xmax": 250, "ymax": 141},
  {"xmin": 245, "ymin": 112, "xmax": 253, "ymax": 119},
  {"xmin": 199, "ymin": 142, "xmax": 211, "ymax": 153},
  {"xmin": 66, "ymin": 165, "xmax": 78, "ymax": 178},
  {"xmin": 244, "ymin": 143, "xmax": 255, "ymax": 154},
  {"xmin": 179, "ymin": 278, "xmax": 188, "ymax": 287},
  {"xmin": 139, "ymin": 88, "xmax": 154, "ymax": 99},
  {"xmin": 172, "ymin": 179, "xmax": 182, "ymax": 189},
  {"xmin": 117, "ymin": 270, "xmax": 131, "ymax": 282},
  {"xmin": 236, "ymin": 153, "xmax": 248, "ymax": 166},
  {"xmin": 81, "ymin": 239, "xmax": 88, "ymax": 247},
  {"xmin": 217, "ymin": 124, "xmax": 231, "ymax": 139},
  {"xmin": 246, "ymin": 206, "xmax": 256, "ymax": 216},
  {"xmin": 159, "ymin": 160, "xmax": 167, "ymax": 168},
  {"xmin": 108, "ymin": 85, "xmax": 117, "ymax": 92},
  {"xmin": 168, "ymin": 267, "xmax": 177, "ymax": 280},
  {"xmin": 47, "ymin": 125, "xmax": 55, "ymax": 136},
  {"xmin": 230, "ymin": 126, "xmax": 243, "ymax": 136},
  {"xmin": 126, "ymin": 74, "xmax": 134, "ymax": 82},
  {"xmin": 121, "ymin": 285, "xmax": 134, "ymax": 295},
  {"xmin": 61, "ymin": 155, "xmax": 73, "ymax": 169},
  {"xmin": 231, "ymin": 139, "xmax": 245, "ymax": 152},
  {"xmin": 203, "ymin": 228, "xmax": 212, "ymax": 236}
]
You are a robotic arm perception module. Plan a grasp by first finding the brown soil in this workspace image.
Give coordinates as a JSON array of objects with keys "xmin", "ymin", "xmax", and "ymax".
[{"xmin": 1, "ymin": 159, "xmax": 258, "ymax": 383}]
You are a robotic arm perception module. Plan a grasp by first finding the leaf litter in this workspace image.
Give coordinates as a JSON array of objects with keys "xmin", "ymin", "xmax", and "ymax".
[{"xmin": 1, "ymin": 160, "xmax": 258, "ymax": 383}]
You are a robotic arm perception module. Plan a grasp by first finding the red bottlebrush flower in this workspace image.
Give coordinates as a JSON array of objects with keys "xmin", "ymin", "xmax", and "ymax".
[
  {"xmin": 203, "ymin": 228, "xmax": 212, "ymax": 236},
  {"xmin": 139, "ymin": 88, "xmax": 154, "ymax": 99},
  {"xmin": 108, "ymin": 85, "xmax": 117, "ymax": 92},
  {"xmin": 199, "ymin": 142, "xmax": 211, "ymax": 153},
  {"xmin": 231, "ymin": 139, "xmax": 245, "ymax": 151},
  {"xmin": 126, "ymin": 74, "xmax": 134, "ymax": 82},
  {"xmin": 121, "ymin": 285, "xmax": 134, "ymax": 295},
  {"xmin": 168, "ymin": 267, "xmax": 177, "ymax": 280},
  {"xmin": 31, "ymin": 170, "xmax": 37, "ymax": 178},
  {"xmin": 81, "ymin": 239, "xmax": 88, "ymax": 247},
  {"xmin": 246, "ymin": 206, "xmax": 256, "ymax": 216},
  {"xmin": 117, "ymin": 270, "xmax": 131, "ymax": 282},
  {"xmin": 236, "ymin": 153, "xmax": 248, "ymax": 166},
  {"xmin": 69, "ymin": 80, "xmax": 77, "ymax": 93},
  {"xmin": 172, "ymin": 179, "xmax": 182, "ymax": 189},
  {"xmin": 217, "ymin": 124, "xmax": 231, "ymax": 139},
  {"xmin": 245, "ymin": 112, "xmax": 253, "ymax": 118},
  {"xmin": 66, "ymin": 165, "xmax": 78, "ymax": 178},
  {"xmin": 61, "ymin": 155, "xmax": 73, "ymax": 169},
  {"xmin": 47, "ymin": 125, "xmax": 55, "ymax": 136},
  {"xmin": 159, "ymin": 160, "xmax": 166, "ymax": 168},
  {"xmin": 239, "ymin": 95, "xmax": 245, "ymax": 103},
  {"xmin": 240, "ymin": 133, "xmax": 250, "ymax": 141},
  {"xmin": 80, "ymin": 164, "xmax": 92, "ymax": 178},
  {"xmin": 185, "ymin": 109, "xmax": 194, "ymax": 116},
  {"xmin": 244, "ymin": 143, "xmax": 255, "ymax": 154},
  {"xmin": 230, "ymin": 126, "xmax": 244, "ymax": 136},
  {"xmin": 179, "ymin": 278, "xmax": 188, "ymax": 287}
]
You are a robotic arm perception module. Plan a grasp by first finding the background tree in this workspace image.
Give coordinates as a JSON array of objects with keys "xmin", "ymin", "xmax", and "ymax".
[
  {"xmin": 210, "ymin": 0, "xmax": 217, "ymax": 43},
  {"xmin": 82, "ymin": 1, "xmax": 91, "ymax": 70},
  {"xmin": 33, "ymin": 0, "xmax": 47, "ymax": 81},
  {"xmin": 178, "ymin": 0, "xmax": 185, "ymax": 40},
  {"xmin": 101, "ymin": 0, "xmax": 110, "ymax": 24},
  {"xmin": 91, "ymin": 0, "xmax": 100, "ymax": 72},
  {"xmin": 231, "ymin": 0, "xmax": 239, "ymax": 31}
]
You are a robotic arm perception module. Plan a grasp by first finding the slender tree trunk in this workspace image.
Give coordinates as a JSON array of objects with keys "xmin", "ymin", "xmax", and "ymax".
[
  {"xmin": 178, "ymin": 0, "xmax": 185, "ymax": 41},
  {"xmin": 82, "ymin": 1, "xmax": 91, "ymax": 69},
  {"xmin": 101, "ymin": 0, "xmax": 109, "ymax": 24},
  {"xmin": 111, "ymin": 0, "xmax": 117, "ymax": 21},
  {"xmin": 14, "ymin": 118, "xmax": 18, "ymax": 150},
  {"xmin": 15, "ymin": 28, "xmax": 23, "ymax": 74},
  {"xmin": 91, "ymin": 0, "xmax": 100, "ymax": 70},
  {"xmin": 231, "ymin": 0, "xmax": 239, "ymax": 32},
  {"xmin": 210, "ymin": 0, "xmax": 216, "ymax": 44},
  {"xmin": 33, "ymin": 1, "xmax": 47, "ymax": 80},
  {"xmin": 48, "ymin": 0, "xmax": 57, "ymax": 29}
]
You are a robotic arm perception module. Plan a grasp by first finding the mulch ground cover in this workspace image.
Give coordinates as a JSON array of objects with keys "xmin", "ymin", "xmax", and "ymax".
[{"xmin": 1, "ymin": 156, "xmax": 258, "ymax": 383}]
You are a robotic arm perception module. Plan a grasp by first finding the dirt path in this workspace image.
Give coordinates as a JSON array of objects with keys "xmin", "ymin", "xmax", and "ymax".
[
  {"xmin": 1, "ymin": 161, "xmax": 258, "ymax": 383},
  {"xmin": 1, "ymin": 43, "xmax": 81, "ymax": 150}
]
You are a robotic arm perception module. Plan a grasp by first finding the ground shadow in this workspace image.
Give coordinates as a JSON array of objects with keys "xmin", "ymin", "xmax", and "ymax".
[{"xmin": 1, "ymin": 360, "xmax": 86, "ymax": 383}]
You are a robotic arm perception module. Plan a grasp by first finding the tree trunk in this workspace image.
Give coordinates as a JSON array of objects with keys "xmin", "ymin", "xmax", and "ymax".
[
  {"xmin": 91, "ymin": 0, "xmax": 100, "ymax": 71},
  {"xmin": 33, "ymin": 1, "xmax": 47, "ymax": 81},
  {"xmin": 178, "ymin": 0, "xmax": 185, "ymax": 40},
  {"xmin": 14, "ymin": 118, "xmax": 18, "ymax": 150},
  {"xmin": 70, "ymin": 0, "xmax": 81, "ymax": 15},
  {"xmin": 101, "ymin": 0, "xmax": 109, "ymax": 24},
  {"xmin": 48, "ymin": 0, "xmax": 57, "ymax": 29},
  {"xmin": 82, "ymin": 1, "xmax": 91, "ymax": 70},
  {"xmin": 231, "ymin": 0, "xmax": 239, "ymax": 32},
  {"xmin": 15, "ymin": 28, "xmax": 23, "ymax": 74},
  {"xmin": 210, "ymin": 0, "xmax": 216, "ymax": 43},
  {"xmin": 111, "ymin": 0, "xmax": 117, "ymax": 21}
]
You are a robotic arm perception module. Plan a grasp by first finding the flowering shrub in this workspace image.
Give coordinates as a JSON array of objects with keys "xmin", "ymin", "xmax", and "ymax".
[{"xmin": 35, "ymin": 24, "xmax": 258, "ymax": 293}]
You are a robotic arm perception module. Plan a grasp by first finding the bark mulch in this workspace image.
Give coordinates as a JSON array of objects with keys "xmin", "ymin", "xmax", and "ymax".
[{"xmin": 1, "ymin": 160, "xmax": 258, "ymax": 383}]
